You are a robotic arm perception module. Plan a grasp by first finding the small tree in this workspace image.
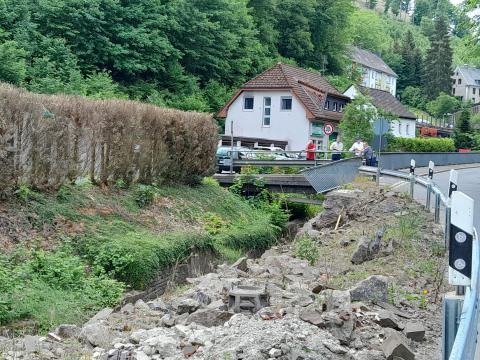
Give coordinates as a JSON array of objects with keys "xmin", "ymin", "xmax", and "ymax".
[
  {"xmin": 426, "ymin": 93, "xmax": 461, "ymax": 119},
  {"xmin": 453, "ymin": 108, "xmax": 474, "ymax": 149},
  {"xmin": 339, "ymin": 95, "xmax": 376, "ymax": 149}
]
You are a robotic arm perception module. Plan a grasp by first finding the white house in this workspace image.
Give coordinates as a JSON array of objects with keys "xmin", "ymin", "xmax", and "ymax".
[
  {"xmin": 350, "ymin": 46, "xmax": 398, "ymax": 96},
  {"xmin": 218, "ymin": 63, "xmax": 350, "ymax": 151},
  {"xmin": 344, "ymin": 85, "xmax": 417, "ymax": 138},
  {"xmin": 452, "ymin": 65, "xmax": 480, "ymax": 104}
]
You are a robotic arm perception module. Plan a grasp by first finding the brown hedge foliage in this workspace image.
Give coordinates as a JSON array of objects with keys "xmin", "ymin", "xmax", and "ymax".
[{"xmin": 0, "ymin": 84, "xmax": 218, "ymax": 191}]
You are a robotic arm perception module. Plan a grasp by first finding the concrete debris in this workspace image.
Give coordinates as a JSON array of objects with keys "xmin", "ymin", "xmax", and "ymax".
[
  {"xmin": 349, "ymin": 275, "xmax": 388, "ymax": 303},
  {"xmin": 374, "ymin": 310, "xmax": 402, "ymax": 330},
  {"xmin": 404, "ymin": 322, "xmax": 426, "ymax": 341},
  {"xmin": 381, "ymin": 330, "xmax": 415, "ymax": 360}
]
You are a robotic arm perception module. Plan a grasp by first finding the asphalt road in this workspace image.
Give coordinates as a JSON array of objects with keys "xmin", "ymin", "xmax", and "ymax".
[{"xmin": 381, "ymin": 166, "xmax": 480, "ymax": 231}]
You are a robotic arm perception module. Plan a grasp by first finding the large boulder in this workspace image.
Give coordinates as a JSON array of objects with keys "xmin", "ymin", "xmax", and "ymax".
[
  {"xmin": 349, "ymin": 276, "xmax": 388, "ymax": 303},
  {"xmin": 186, "ymin": 309, "xmax": 233, "ymax": 327},
  {"xmin": 381, "ymin": 330, "xmax": 415, "ymax": 360},
  {"xmin": 80, "ymin": 323, "xmax": 113, "ymax": 348},
  {"xmin": 313, "ymin": 190, "xmax": 366, "ymax": 229}
]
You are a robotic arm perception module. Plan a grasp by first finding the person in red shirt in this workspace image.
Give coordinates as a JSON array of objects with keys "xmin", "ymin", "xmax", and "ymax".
[{"xmin": 306, "ymin": 140, "xmax": 316, "ymax": 160}]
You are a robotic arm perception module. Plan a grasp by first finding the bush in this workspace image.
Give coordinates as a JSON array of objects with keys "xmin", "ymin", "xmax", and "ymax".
[
  {"xmin": 0, "ymin": 84, "xmax": 218, "ymax": 191},
  {"xmin": 134, "ymin": 185, "xmax": 157, "ymax": 207},
  {"xmin": 294, "ymin": 237, "xmax": 320, "ymax": 266},
  {"xmin": 387, "ymin": 137, "xmax": 455, "ymax": 152}
]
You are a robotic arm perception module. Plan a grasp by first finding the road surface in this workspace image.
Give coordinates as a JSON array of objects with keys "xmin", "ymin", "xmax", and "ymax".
[{"xmin": 381, "ymin": 166, "xmax": 480, "ymax": 231}]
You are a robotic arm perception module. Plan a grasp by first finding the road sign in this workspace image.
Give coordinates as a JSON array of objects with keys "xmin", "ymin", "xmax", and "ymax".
[
  {"xmin": 323, "ymin": 123, "xmax": 334, "ymax": 136},
  {"xmin": 448, "ymin": 191, "xmax": 474, "ymax": 286},
  {"xmin": 373, "ymin": 118, "xmax": 389, "ymax": 136}
]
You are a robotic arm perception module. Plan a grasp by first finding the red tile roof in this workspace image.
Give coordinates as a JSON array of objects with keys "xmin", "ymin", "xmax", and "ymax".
[{"xmin": 218, "ymin": 63, "xmax": 349, "ymax": 120}]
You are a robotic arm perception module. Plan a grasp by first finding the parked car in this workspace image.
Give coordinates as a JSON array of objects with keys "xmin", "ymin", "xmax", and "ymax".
[
  {"xmin": 216, "ymin": 146, "xmax": 253, "ymax": 173},
  {"xmin": 253, "ymin": 146, "xmax": 297, "ymax": 160}
]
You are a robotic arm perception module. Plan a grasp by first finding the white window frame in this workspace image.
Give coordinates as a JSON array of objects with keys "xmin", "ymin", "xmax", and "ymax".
[
  {"xmin": 324, "ymin": 100, "xmax": 330, "ymax": 110},
  {"xmin": 262, "ymin": 97, "xmax": 271, "ymax": 128},
  {"xmin": 406, "ymin": 123, "xmax": 409, "ymax": 136},
  {"xmin": 398, "ymin": 123, "xmax": 402, "ymax": 135},
  {"xmin": 243, "ymin": 96, "xmax": 254, "ymax": 111},
  {"xmin": 280, "ymin": 96, "xmax": 293, "ymax": 111},
  {"xmin": 333, "ymin": 102, "xmax": 338, "ymax": 112}
]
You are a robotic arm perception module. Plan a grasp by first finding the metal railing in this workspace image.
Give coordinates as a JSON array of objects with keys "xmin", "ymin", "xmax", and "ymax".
[{"xmin": 362, "ymin": 163, "xmax": 480, "ymax": 360}]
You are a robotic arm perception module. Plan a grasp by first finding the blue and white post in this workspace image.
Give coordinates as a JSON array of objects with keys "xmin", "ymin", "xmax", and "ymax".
[{"xmin": 442, "ymin": 191, "xmax": 475, "ymax": 359}]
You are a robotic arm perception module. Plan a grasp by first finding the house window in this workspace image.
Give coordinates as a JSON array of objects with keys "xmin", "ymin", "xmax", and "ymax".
[
  {"xmin": 458, "ymin": 79, "xmax": 462, "ymax": 85},
  {"xmin": 324, "ymin": 100, "xmax": 330, "ymax": 110},
  {"xmin": 339, "ymin": 104, "xmax": 345, "ymax": 112},
  {"xmin": 452, "ymin": 88, "xmax": 455, "ymax": 95},
  {"xmin": 263, "ymin": 97, "xmax": 271, "ymax": 127},
  {"xmin": 453, "ymin": 79, "xmax": 456, "ymax": 84},
  {"xmin": 333, "ymin": 102, "xmax": 338, "ymax": 112},
  {"xmin": 243, "ymin": 96, "xmax": 254, "ymax": 110},
  {"xmin": 474, "ymin": 88, "xmax": 476, "ymax": 95},
  {"xmin": 406, "ymin": 124, "xmax": 409, "ymax": 135},
  {"xmin": 398, "ymin": 123, "xmax": 402, "ymax": 135},
  {"xmin": 280, "ymin": 96, "xmax": 292, "ymax": 111}
]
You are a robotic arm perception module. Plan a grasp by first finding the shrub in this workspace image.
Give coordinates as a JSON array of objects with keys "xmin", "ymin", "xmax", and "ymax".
[
  {"xmin": 294, "ymin": 237, "xmax": 320, "ymax": 266},
  {"xmin": 134, "ymin": 184, "xmax": 158, "ymax": 207},
  {"xmin": 387, "ymin": 137, "xmax": 455, "ymax": 152},
  {"xmin": 0, "ymin": 83, "xmax": 218, "ymax": 191}
]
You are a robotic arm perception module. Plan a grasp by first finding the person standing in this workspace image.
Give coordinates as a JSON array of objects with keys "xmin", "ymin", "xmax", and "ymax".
[
  {"xmin": 330, "ymin": 136, "xmax": 344, "ymax": 161},
  {"xmin": 349, "ymin": 138, "xmax": 364, "ymax": 157},
  {"xmin": 363, "ymin": 141, "xmax": 375, "ymax": 166},
  {"xmin": 306, "ymin": 140, "xmax": 316, "ymax": 160}
]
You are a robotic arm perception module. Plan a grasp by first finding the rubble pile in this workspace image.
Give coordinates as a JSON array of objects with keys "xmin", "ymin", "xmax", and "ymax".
[{"xmin": 0, "ymin": 186, "xmax": 444, "ymax": 360}]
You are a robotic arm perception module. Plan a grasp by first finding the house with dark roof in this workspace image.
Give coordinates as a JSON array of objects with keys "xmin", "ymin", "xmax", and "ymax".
[
  {"xmin": 344, "ymin": 85, "xmax": 417, "ymax": 138},
  {"xmin": 350, "ymin": 46, "xmax": 398, "ymax": 96},
  {"xmin": 452, "ymin": 65, "xmax": 480, "ymax": 103},
  {"xmin": 218, "ymin": 63, "xmax": 350, "ymax": 151}
]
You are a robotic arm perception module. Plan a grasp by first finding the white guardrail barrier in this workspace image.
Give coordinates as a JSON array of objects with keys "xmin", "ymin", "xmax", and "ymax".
[{"xmin": 361, "ymin": 162, "xmax": 479, "ymax": 359}]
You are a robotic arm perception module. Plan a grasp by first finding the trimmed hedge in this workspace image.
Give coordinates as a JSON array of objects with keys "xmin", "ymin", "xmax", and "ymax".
[
  {"xmin": 0, "ymin": 84, "xmax": 218, "ymax": 191},
  {"xmin": 387, "ymin": 137, "xmax": 455, "ymax": 152}
]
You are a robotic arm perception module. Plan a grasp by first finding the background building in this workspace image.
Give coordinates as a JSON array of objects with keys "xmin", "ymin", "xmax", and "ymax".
[{"xmin": 452, "ymin": 65, "xmax": 480, "ymax": 103}]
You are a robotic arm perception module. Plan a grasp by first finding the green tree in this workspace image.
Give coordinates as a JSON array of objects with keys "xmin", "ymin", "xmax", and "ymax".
[
  {"xmin": 0, "ymin": 40, "xmax": 26, "ymax": 84},
  {"xmin": 339, "ymin": 95, "xmax": 376, "ymax": 148},
  {"xmin": 349, "ymin": 10, "xmax": 391, "ymax": 53},
  {"xmin": 276, "ymin": 0, "xmax": 315, "ymax": 62},
  {"xmin": 412, "ymin": 0, "xmax": 431, "ymax": 25},
  {"xmin": 400, "ymin": 86, "xmax": 428, "ymax": 110},
  {"xmin": 369, "ymin": 0, "xmax": 378, "ymax": 9},
  {"xmin": 423, "ymin": 16, "xmax": 453, "ymax": 99},
  {"xmin": 398, "ymin": 31, "xmax": 423, "ymax": 90},
  {"xmin": 426, "ymin": 93, "xmax": 461, "ymax": 118},
  {"xmin": 453, "ymin": 108, "xmax": 474, "ymax": 149},
  {"xmin": 248, "ymin": 0, "xmax": 279, "ymax": 56}
]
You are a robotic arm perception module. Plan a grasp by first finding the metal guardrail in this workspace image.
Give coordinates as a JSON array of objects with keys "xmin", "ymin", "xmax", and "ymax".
[
  {"xmin": 301, "ymin": 157, "xmax": 362, "ymax": 193},
  {"xmin": 362, "ymin": 163, "xmax": 479, "ymax": 360},
  {"xmin": 380, "ymin": 152, "xmax": 480, "ymax": 170}
]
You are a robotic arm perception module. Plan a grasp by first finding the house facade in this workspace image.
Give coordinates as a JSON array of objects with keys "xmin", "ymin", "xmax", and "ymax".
[
  {"xmin": 344, "ymin": 85, "xmax": 417, "ymax": 138},
  {"xmin": 452, "ymin": 65, "xmax": 480, "ymax": 103},
  {"xmin": 350, "ymin": 46, "xmax": 398, "ymax": 96},
  {"xmin": 218, "ymin": 63, "xmax": 349, "ymax": 151}
]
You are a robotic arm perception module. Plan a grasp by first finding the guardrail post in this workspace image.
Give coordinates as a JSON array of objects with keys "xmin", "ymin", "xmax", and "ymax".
[
  {"xmin": 442, "ymin": 294, "xmax": 464, "ymax": 360},
  {"xmin": 435, "ymin": 192, "xmax": 441, "ymax": 224},
  {"xmin": 409, "ymin": 159, "xmax": 416, "ymax": 197},
  {"xmin": 426, "ymin": 161, "xmax": 434, "ymax": 210}
]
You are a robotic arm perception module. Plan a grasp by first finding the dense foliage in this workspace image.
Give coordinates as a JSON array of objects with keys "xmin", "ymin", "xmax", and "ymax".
[
  {"xmin": 339, "ymin": 95, "xmax": 376, "ymax": 148},
  {"xmin": 387, "ymin": 137, "xmax": 456, "ymax": 152},
  {"xmin": 453, "ymin": 108, "xmax": 475, "ymax": 149},
  {"xmin": 0, "ymin": 1, "xmax": 477, "ymax": 114}
]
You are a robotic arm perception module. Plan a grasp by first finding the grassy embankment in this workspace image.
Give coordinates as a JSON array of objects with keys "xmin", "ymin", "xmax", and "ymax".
[{"xmin": 0, "ymin": 179, "xmax": 281, "ymax": 333}]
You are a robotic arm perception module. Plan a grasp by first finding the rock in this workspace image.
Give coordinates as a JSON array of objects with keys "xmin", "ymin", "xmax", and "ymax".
[
  {"xmin": 231, "ymin": 257, "xmax": 248, "ymax": 272},
  {"xmin": 134, "ymin": 350, "xmax": 150, "ymax": 360},
  {"xmin": 319, "ymin": 311, "xmax": 354, "ymax": 345},
  {"xmin": 404, "ymin": 322, "xmax": 426, "ymax": 341},
  {"xmin": 56, "ymin": 324, "xmax": 79, "ymax": 338},
  {"xmin": 134, "ymin": 299, "xmax": 151, "ymax": 313},
  {"xmin": 144, "ymin": 335, "xmax": 179, "ymax": 358},
  {"xmin": 353, "ymin": 350, "xmax": 385, "ymax": 360},
  {"xmin": 176, "ymin": 298, "xmax": 200, "ymax": 314},
  {"xmin": 350, "ymin": 275, "xmax": 388, "ymax": 303},
  {"xmin": 351, "ymin": 228, "xmax": 384, "ymax": 265},
  {"xmin": 183, "ymin": 345, "xmax": 198, "ymax": 357},
  {"xmin": 300, "ymin": 310, "xmax": 323, "ymax": 326},
  {"xmin": 340, "ymin": 238, "xmax": 355, "ymax": 247},
  {"xmin": 130, "ymin": 329, "xmax": 148, "ymax": 344},
  {"xmin": 186, "ymin": 309, "xmax": 233, "ymax": 327},
  {"xmin": 192, "ymin": 290, "xmax": 212, "ymax": 306},
  {"xmin": 375, "ymin": 310, "xmax": 402, "ymax": 330},
  {"xmin": 80, "ymin": 323, "xmax": 112, "ymax": 348},
  {"xmin": 323, "ymin": 339, "xmax": 348, "ymax": 354},
  {"xmin": 89, "ymin": 308, "xmax": 113, "ymax": 323},
  {"xmin": 147, "ymin": 299, "xmax": 168, "ymax": 312},
  {"xmin": 321, "ymin": 290, "xmax": 351, "ymax": 312},
  {"xmin": 311, "ymin": 283, "xmax": 337, "ymax": 294},
  {"xmin": 23, "ymin": 335, "xmax": 40, "ymax": 353},
  {"xmin": 269, "ymin": 348, "xmax": 282, "ymax": 357},
  {"xmin": 313, "ymin": 189, "xmax": 365, "ymax": 229},
  {"xmin": 161, "ymin": 313, "xmax": 175, "ymax": 327},
  {"xmin": 381, "ymin": 331, "xmax": 415, "ymax": 360},
  {"xmin": 120, "ymin": 303, "xmax": 135, "ymax": 315}
]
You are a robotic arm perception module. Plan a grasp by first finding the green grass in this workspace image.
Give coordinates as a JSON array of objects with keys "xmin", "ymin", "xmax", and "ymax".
[{"xmin": 1, "ymin": 178, "xmax": 281, "ymax": 332}]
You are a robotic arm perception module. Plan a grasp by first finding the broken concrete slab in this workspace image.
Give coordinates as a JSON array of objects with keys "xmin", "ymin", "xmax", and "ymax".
[
  {"xmin": 374, "ymin": 310, "xmax": 402, "ymax": 330},
  {"xmin": 186, "ymin": 308, "xmax": 232, "ymax": 327},
  {"xmin": 404, "ymin": 322, "xmax": 426, "ymax": 341},
  {"xmin": 381, "ymin": 330, "xmax": 415, "ymax": 360}
]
